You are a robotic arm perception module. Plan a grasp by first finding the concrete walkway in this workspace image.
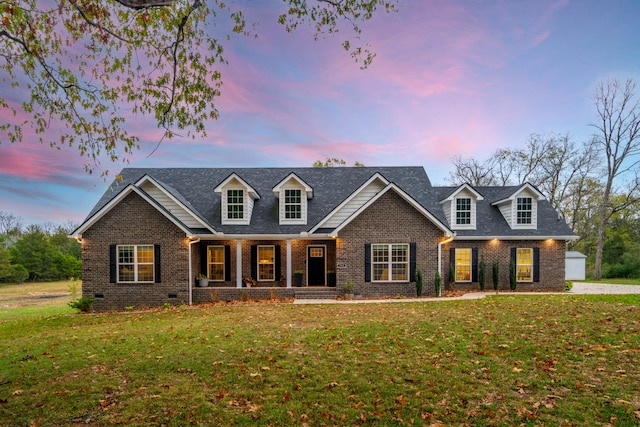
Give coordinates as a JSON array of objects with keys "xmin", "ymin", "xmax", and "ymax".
[{"xmin": 292, "ymin": 282, "xmax": 640, "ymax": 305}]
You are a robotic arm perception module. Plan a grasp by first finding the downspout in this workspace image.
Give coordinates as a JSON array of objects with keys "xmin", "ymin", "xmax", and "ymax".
[
  {"xmin": 437, "ymin": 234, "xmax": 455, "ymax": 297},
  {"xmin": 188, "ymin": 237, "xmax": 200, "ymax": 306}
]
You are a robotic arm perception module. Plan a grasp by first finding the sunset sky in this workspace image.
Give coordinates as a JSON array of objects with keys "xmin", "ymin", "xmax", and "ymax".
[{"xmin": 1, "ymin": 0, "xmax": 640, "ymax": 227}]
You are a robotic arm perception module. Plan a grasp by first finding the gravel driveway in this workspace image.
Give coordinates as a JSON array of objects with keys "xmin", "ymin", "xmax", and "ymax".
[{"xmin": 568, "ymin": 282, "xmax": 640, "ymax": 294}]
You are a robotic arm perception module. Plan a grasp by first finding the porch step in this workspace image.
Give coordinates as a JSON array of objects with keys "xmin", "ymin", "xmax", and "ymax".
[{"xmin": 294, "ymin": 287, "xmax": 338, "ymax": 300}]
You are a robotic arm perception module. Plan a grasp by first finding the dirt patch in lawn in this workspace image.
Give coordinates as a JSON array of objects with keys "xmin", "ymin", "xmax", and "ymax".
[{"xmin": 0, "ymin": 281, "xmax": 75, "ymax": 309}]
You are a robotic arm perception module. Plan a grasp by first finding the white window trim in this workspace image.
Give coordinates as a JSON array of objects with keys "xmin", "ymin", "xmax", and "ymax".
[
  {"xmin": 207, "ymin": 245, "xmax": 225, "ymax": 282},
  {"xmin": 455, "ymin": 197, "xmax": 472, "ymax": 227},
  {"xmin": 516, "ymin": 197, "xmax": 533, "ymax": 225},
  {"xmin": 455, "ymin": 248, "xmax": 472, "ymax": 283},
  {"xmin": 279, "ymin": 186, "xmax": 307, "ymax": 225},
  {"xmin": 117, "ymin": 244, "xmax": 154, "ymax": 283},
  {"xmin": 257, "ymin": 245, "xmax": 276, "ymax": 282},
  {"xmin": 516, "ymin": 248, "xmax": 533, "ymax": 282},
  {"xmin": 371, "ymin": 243, "xmax": 410, "ymax": 283},
  {"xmin": 224, "ymin": 188, "xmax": 246, "ymax": 223}
]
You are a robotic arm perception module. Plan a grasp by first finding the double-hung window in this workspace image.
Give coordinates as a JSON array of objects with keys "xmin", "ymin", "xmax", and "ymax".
[
  {"xmin": 516, "ymin": 248, "xmax": 533, "ymax": 281},
  {"xmin": 284, "ymin": 189, "xmax": 302, "ymax": 219},
  {"xmin": 456, "ymin": 198, "xmax": 471, "ymax": 225},
  {"xmin": 227, "ymin": 189, "xmax": 244, "ymax": 220},
  {"xmin": 516, "ymin": 197, "xmax": 532, "ymax": 225},
  {"xmin": 257, "ymin": 245, "xmax": 275, "ymax": 281},
  {"xmin": 455, "ymin": 248, "xmax": 472, "ymax": 282},
  {"xmin": 118, "ymin": 245, "xmax": 154, "ymax": 283},
  {"xmin": 207, "ymin": 246, "xmax": 225, "ymax": 281},
  {"xmin": 372, "ymin": 244, "xmax": 409, "ymax": 282}
]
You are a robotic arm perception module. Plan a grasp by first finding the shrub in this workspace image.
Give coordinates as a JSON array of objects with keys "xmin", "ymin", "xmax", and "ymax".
[
  {"xmin": 68, "ymin": 296, "xmax": 95, "ymax": 313},
  {"xmin": 415, "ymin": 268, "xmax": 423, "ymax": 296},
  {"xmin": 343, "ymin": 280, "xmax": 355, "ymax": 294},
  {"xmin": 509, "ymin": 259, "xmax": 516, "ymax": 290},
  {"xmin": 479, "ymin": 257, "xmax": 486, "ymax": 290},
  {"xmin": 603, "ymin": 257, "xmax": 640, "ymax": 278},
  {"xmin": 492, "ymin": 261, "xmax": 499, "ymax": 290},
  {"xmin": 565, "ymin": 281, "xmax": 573, "ymax": 291},
  {"xmin": 434, "ymin": 271, "xmax": 441, "ymax": 297},
  {"xmin": 448, "ymin": 262, "xmax": 455, "ymax": 291}
]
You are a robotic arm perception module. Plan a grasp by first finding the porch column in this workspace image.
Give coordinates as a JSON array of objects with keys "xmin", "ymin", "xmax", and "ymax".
[
  {"xmin": 236, "ymin": 239, "xmax": 243, "ymax": 288},
  {"xmin": 286, "ymin": 240, "xmax": 292, "ymax": 288}
]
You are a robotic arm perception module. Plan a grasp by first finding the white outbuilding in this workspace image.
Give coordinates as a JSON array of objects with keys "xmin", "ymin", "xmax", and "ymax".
[{"xmin": 565, "ymin": 251, "xmax": 587, "ymax": 281}]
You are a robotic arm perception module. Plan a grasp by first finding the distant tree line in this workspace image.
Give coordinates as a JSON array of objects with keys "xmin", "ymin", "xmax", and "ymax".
[
  {"xmin": 449, "ymin": 78, "xmax": 640, "ymax": 280},
  {"xmin": 0, "ymin": 212, "xmax": 81, "ymax": 283}
]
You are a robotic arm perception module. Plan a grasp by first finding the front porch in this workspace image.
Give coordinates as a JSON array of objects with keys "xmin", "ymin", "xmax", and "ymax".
[{"xmin": 190, "ymin": 238, "xmax": 337, "ymax": 297}]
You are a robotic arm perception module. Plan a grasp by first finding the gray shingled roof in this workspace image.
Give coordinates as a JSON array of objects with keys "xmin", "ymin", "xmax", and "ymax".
[
  {"xmin": 85, "ymin": 167, "xmax": 575, "ymax": 238},
  {"xmin": 432, "ymin": 186, "xmax": 575, "ymax": 237},
  {"xmin": 87, "ymin": 167, "xmax": 445, "ymax": 235}
]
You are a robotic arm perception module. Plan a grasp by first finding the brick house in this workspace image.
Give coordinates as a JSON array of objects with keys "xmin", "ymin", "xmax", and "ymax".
[{"xmin": 71, "ymin": 167, "xmax": 576, "ymax": 310}]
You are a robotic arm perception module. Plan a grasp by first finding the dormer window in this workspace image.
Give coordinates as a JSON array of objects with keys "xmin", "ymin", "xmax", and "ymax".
[
  {"xmin": 440, "ymin": 184, "xmax": 483, "ymax": 231},
  {"xmin": 214, "ymin": 174, "xmax": 260, "ymax": 225},
  {"xmin": 272, "ymin": 173, "xmax": 313, "ymax": 225},
  {"xmin": 284, "ymin": 189, "xmax": 302, "ymax": 220},
  {"xmin": 456, "ymin": 198, "xmax": 471, "ymax": 225},
  {"xmin": 516, "ymin": 197, "xmax": 532, "ymax": 225},
  {"xmin": 491, "ymin": 183, "xmax": 543, "ymax": 230},
  {"xmin": 227, "ymin": 189, "xmax": 244, "ymax": 220}
]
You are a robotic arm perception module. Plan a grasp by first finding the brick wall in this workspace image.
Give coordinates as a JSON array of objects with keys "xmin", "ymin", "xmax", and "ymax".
[
  {"xmin": 337, "ymin": 190, "xmax": 445, "ymax": 297},
  {"xmin": 81, "ymin": 192, "xmax": 189, "ymax": 311},
  {"xmin": 445, "ymin": 239, "xmax": 566, "ymax": 292}
]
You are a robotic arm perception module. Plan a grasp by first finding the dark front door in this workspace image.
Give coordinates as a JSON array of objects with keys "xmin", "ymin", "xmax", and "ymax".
[{"xmin": 307, "ymin": 246, "xmax": 326, "ymax": 286}]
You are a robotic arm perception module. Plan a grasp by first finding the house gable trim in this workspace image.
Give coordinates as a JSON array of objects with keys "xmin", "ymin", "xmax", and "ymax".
[
  {"xmin": 213, "ymin": 172, "xmax": 260, "ymax": 200},
  {"xmin": 310, "ymin": 172, "xmax": 389, "ymax": 233},
  {"xmin": 272, "ymin": 172, "xmax": 314, "ymax": 199},
  {"xmin": 439, "ymin": 183, "xmax": 484, "ymax": 202},
  {"xmin": 134, "ymin": 174, "xmax": 213, "ymax": 231},
  {"xmin": 70, "ymin": 185, "xmax": 194, "ymax": 238},
  {"xmin": 490, "ymin": 182, "xmax": 545, "ymax": 205},
  {"xmin": 330, "ymin": 183, "xmax": 453, "ymax": 237}
]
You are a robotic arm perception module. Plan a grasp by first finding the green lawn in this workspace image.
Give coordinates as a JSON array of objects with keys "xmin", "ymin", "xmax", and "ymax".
[{"xmin": 1, "ymin": 294, "xmax": 639, "ymax": 425}]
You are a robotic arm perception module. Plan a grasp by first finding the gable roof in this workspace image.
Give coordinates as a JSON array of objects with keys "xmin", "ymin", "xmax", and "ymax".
[
  {"xmin": 213, "ymin": 172, "xmax": 260, "ymax": 200},
  {"xmin": 330, "ymin": 183, "xmax": 453, "ymax": 236},
  {"xmin": 79, "ymin": 167, "xmax": 446, "ymax": 236},
  {"xmin": 491, "ymin": 182, "xmax": 545, "ymax": 205},
  {"xmin": 432, "ymin": 185, "xmax": 575, "ymax": 239},
  {"xmin": 439, "ymin": 183, "xmax": 484, "ymax": 202},
  {"xmin": 77, "ymin": 167, "xmax": 576, "ymax": 240},
  {"xmin": 70, "ymin": 184, "xmax": 198, "ymax": 238},
  {"xmin": 272, "ymin": 172, "xmax": 314, "ymax": 198}
]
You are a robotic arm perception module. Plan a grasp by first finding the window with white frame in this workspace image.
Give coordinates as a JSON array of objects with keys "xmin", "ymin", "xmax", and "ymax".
[
  {"xmin": 118, "ymin": 245, "xmax": 154, "ymax": 283},
  {"xmin": 516, "ymin": 197, "xmax": 532, "ymax": 224},
  {"xmin": 207, "ymin": 246, "xmax": 225, "ymax": 281},
  {"xmin": 456, "ymin": 198, "xmax": 471, "ymax": 225},
  {"xmin": 455, "ymin": 248, "xmax": 471, "ymax": 282},
  {"xmin": 227, "ymin": 189, "xmax": 244, "ymax": 219},
  {"xmin": 372, "ymin": 244, "xmax": 409, "ymax": 282},
  {"xmin": 284, "ymin": 189, "xmax": 302, "ymax": 219},
  {"xmin": 516, "ymin": 248, "xmax": 533, "ymax": 281},
  {"xmin": 257, "ymin": 245, "xmax": 275, "ymax": 281}
]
